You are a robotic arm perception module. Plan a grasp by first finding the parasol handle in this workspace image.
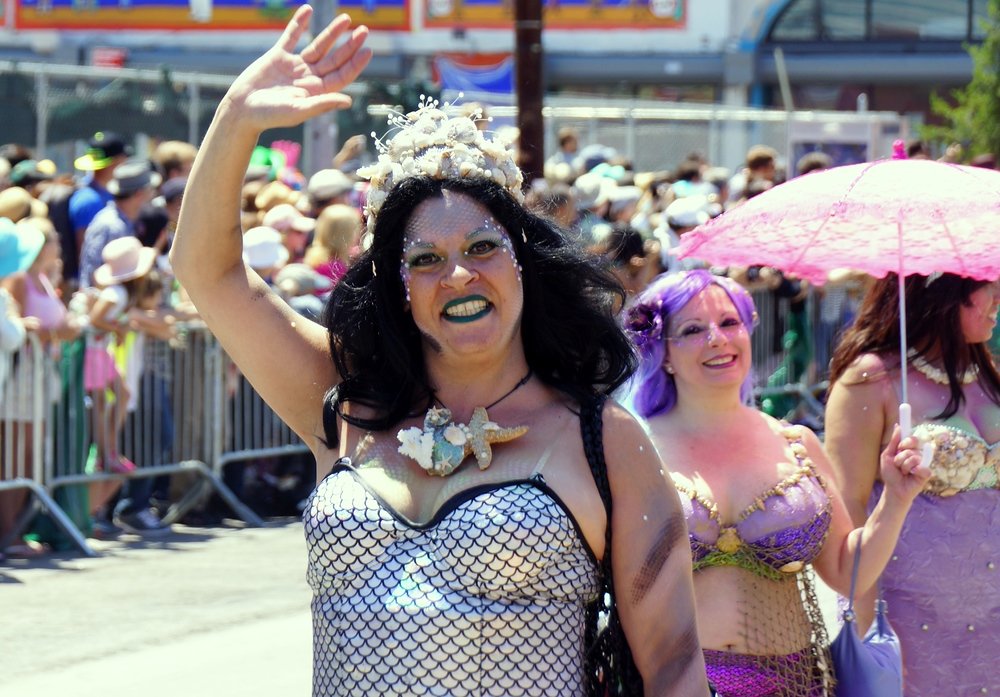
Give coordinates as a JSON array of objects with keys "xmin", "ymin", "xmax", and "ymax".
[
  {"xmin": 899, "ymin": 403, "xmax": 911, "ymax": 437},
  {"xmin": 899, "ymin": 402, "xmax": 936, "ymax": 466}
]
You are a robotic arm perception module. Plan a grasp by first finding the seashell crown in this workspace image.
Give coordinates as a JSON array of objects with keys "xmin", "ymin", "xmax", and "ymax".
[{"xmin": 356, "ymin": 95, "xmax": 525, "ymax": 234}]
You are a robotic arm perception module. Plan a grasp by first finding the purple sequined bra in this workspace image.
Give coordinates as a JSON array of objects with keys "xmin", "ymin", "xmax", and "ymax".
[{"xmin": 674, "ymin": 429, "xmax": 832, "ymax": 581}]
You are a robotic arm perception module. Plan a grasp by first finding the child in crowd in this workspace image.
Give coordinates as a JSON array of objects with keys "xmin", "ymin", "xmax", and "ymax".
[
  {"xmin": 111, "ymin": 267, "xmax": 182, "ymax": 535},
  {"xmin": 84, "ymin": 237, "xmax": 158, "ymax": 479}
]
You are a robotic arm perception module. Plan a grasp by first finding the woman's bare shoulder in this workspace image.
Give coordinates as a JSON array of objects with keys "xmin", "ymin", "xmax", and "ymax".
[{"xmin": 837, "ymin": 352, "xmax": 897, "ymax": 386}]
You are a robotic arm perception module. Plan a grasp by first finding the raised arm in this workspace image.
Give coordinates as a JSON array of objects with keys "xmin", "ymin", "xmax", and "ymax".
[
  {"xmin": 603, "ymin": 403, "xmax": 709, "ymax": 697},
  {"xmin": 170, "ymin": 6, "xmax": 371, "ymax": 447}
]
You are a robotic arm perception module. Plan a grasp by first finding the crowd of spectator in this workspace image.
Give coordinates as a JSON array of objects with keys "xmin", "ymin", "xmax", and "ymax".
[{"xmin": 1, "ymin": 117, "xmax": 987, "ymax": 561}]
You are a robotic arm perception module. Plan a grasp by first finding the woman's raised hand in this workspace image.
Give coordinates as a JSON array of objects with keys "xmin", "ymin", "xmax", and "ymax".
[
  {"xmin": 879, "ymin": 424, "xmax": 933, "ymax": 503},
  {"xmin": 223, "ymin": 5, "xmax": 372, "ymax": 133}
]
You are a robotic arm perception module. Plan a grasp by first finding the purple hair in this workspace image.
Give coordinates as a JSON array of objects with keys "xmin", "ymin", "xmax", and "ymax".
[{"xmin": 623, "ymin": 269, "xmax": 758, "ymax": 418}]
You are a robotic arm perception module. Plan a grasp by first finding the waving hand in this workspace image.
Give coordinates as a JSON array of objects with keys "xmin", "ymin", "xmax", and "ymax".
[{"xmin": 225, "ymin": 5, "xmax": 372, "ymax": 132}]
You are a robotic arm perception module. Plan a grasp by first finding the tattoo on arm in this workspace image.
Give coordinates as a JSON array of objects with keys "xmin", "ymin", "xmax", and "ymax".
[
  {"xmin": 630, "ymin": 508, "xmax": 685, "ymax": 605},
  {"xmin": 658, "ymin": 623, "xmax": 702, "ymax": 688}
]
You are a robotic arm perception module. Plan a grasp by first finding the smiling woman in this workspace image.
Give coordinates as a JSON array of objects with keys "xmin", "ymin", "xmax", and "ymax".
[
  {"xmin": 169, "ymin": 6, "xmax": 710, "ymax": 696},
  {"xmin": 398, "ymin": 192, "xmax": 522, "ymax": 348},
  {"xmin": 623, "ymin": 269, "xmax": 931, "ymax": 697}
]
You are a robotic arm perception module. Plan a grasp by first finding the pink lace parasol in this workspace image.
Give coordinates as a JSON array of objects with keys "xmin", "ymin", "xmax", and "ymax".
[
  {"xmin": 676, "ymin": 150, "xmax": 1000, "ymax": 440},
  {"xmin": 676, "ymin": 157, "xmax": 1000, "ymax": 285}
]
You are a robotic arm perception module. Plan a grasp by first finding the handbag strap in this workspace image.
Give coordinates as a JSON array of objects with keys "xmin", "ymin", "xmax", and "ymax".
[
  {"xmin": 845, "ymin": 535, "xmax": 863, "ymax": 611},
  {"xmin": 579, "ymin": 393, "xmax": 612, "ymax": 555},
  {"xmin": 845, "ymin": 529, "xmax": 886, "ymax": 617}
]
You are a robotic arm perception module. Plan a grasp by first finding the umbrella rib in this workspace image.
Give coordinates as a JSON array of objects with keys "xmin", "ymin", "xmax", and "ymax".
[
  {"xmin": 787, "ymin": 216, "xmax": 831, "ymax": 272},
  {"xmin": 783, "ymin": 160, "xmax": 877, "ymax": 275},
  {"xmin": 939, "ymin": 217, "xmax": 968, "ymax": 278}
]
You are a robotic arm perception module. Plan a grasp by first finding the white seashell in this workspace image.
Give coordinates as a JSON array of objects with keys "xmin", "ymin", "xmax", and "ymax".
[
  {"xmin": 444, "ymin": 425, "xmax": 467, "ymax": 446},
  {"xmin": 366, "ymin": 101, "xmax": 525, "ymax": 229}
]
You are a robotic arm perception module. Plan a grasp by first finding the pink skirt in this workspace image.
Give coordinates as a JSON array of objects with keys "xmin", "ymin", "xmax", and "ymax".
[{"xmin": 84, "ymin": 346, "xmax": 119, "ymax": 391}]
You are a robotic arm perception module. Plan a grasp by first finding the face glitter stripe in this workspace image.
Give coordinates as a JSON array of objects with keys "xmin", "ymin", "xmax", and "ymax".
[{"xmin": 400, "ymin": 217, "xmax": 522, "ymax": 295}]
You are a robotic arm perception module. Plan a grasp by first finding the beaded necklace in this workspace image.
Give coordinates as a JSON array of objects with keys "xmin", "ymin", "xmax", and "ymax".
[{"xmin": 907, "ymin": 349, "xmax": 978, "ymax": 386}]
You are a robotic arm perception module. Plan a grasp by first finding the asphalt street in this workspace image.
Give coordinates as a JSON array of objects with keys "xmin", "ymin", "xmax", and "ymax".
[{"xmin": 0, "ymin": 520, "xmax": 313, "ymax": 697}]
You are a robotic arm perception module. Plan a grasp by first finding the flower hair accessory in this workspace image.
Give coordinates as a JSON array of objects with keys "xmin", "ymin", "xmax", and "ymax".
[
  {"xmin": 624, "ymin": 301, "xmax": 665, "ymax": 347},
  {"xmin": 357, "ymin": 95, "xmax": 525, "ymax": 234}
]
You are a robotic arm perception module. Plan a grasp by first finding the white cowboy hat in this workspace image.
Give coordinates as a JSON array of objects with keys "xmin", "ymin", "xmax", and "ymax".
[{"xmin": 93, "ymin": 236, "xmax": 158, "ymax": 286}]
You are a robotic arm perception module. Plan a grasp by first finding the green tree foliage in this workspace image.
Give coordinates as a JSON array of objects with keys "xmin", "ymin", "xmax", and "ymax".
[{"xmin": 923, "ymin": 0, "xmax": 1000, "ymax": 162}]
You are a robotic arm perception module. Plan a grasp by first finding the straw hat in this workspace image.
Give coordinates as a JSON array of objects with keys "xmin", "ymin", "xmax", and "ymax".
[
  {"xmin": 254, "ymin": 181, "xmax": 299, "ymax": 212},
  {"xmin": 93, "ymin": 236, "xmax": 157, "ymax": 286},
  {"xmin": 0, "ymin": 186, "xmax": 34, "ymax": 222},
  {"xmin": 307, "ymin": 169, "xmax": 354, "ymax": 202}
]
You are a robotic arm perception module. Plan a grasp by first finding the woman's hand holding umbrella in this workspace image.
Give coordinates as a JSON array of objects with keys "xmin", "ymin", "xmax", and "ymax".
[{"xmin": 878, "ymin": 423, "xmax": 933, "ymax": 506}]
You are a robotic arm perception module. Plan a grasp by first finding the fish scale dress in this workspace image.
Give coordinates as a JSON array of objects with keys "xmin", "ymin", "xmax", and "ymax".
[
  {"xmin": 869, "ymin": 421, "xmax": 1000, "ymax": 696},
  {"xmin": 303, "ymin": 458, "xmax": 601, "ymax": 696}
]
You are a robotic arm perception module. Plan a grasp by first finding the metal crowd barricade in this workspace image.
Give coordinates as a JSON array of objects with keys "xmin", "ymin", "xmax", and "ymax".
[
  {"xmin": 211, "ymin": 337, "xmax": 311, "ymax": 481},
  {"xmin": 40, "ymin": 325, "xmax": 263, "ymax": 554},
  {"xmin": 1, "ymin": 333, "xmax": 95, "ymax": 555},
  {"xmin": 747, "ymin": 280, "xmax": 865, "ymax": 431},
  {"xmin": 748, "ymin": 283, "xmax": 824, "ymax": 425},
  {"xmin": 8, "ymin": 282, "xmax": 863, "ymax": 557}
]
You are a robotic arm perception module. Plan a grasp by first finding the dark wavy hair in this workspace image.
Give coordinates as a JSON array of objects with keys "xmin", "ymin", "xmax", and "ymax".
[
  {"xmin": 319, "ymin": 175, "xmax": 637, "ymax": 443},
  {"xmin": 829, "ymin": 273, "xmax": 1000, "ymax": 419}
]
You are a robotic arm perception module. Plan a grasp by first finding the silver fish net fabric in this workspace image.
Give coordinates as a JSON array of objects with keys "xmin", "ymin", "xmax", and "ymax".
[{"xmin": 304, "ymin": 462, "xmax": 600, "ymax": 696}]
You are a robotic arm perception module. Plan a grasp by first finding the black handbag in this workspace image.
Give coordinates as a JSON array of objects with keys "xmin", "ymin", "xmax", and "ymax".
[
  {"xmin": 580, "ymin": 394, "xmax": 645, "ymax": 697},
  {"xmin": 829, "ymin": 537, "xmax": 904, "ymax": 697}
]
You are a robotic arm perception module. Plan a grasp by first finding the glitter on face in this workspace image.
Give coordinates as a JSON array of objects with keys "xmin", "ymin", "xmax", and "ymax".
[{"xmin": 400, "ymin": 216, "xmax": 521, "ymax": 301}]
